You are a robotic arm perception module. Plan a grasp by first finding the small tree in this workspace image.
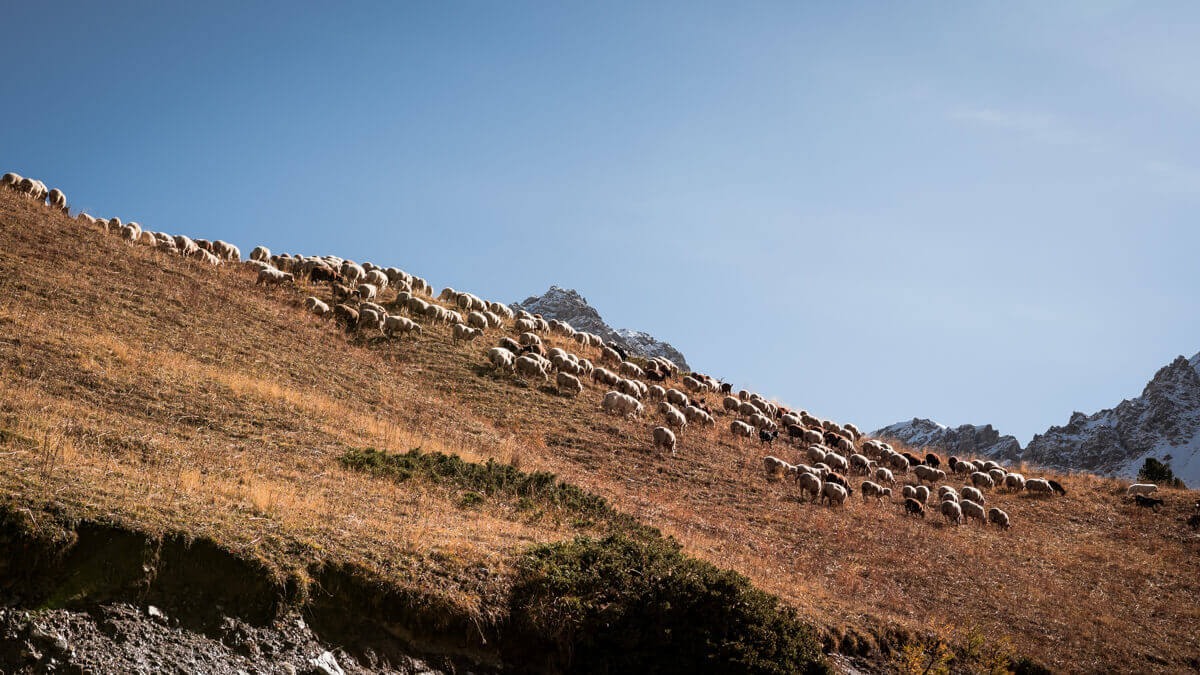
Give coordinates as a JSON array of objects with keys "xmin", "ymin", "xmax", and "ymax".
[{"xmin": 1138, "ymin": 457, "xmax": 1186, "ymax": 488}]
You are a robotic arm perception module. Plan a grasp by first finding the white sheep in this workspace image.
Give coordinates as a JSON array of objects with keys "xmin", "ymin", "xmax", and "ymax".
[
  {"xmin": 913, "ymin": 485, "xmax": 931, "ymax": 504},
  {"xmin": 940, "ymin": 500, "xmax": 963, "ymax": 526},
  {"xmin": 357, "ymin": 284, "xmax": 378, "ymax": 301},
  {"xmin": 1127, "ymin": 483, "xmax": 1159, "ymax": 497},
  {"xmin": 960, "ymin": 486, "xmax": 985, "ymax": 504},
  {"xmin": 820, "ymin": 482, "xmax": 849, "ymax": 507},
  {"xmin": 1004, "ymin": 473, "xmax": 1026, "ymax": 492},
  {"xmin": 913, "ymin": 465, "xmax": 945, "ymax": 484},
  {"xmin": 452, "ymin": 323, "xmax": 483, "ymax": 344},
  {"xmin": 256, "ymin": 267, "xmax": 294, "ymax": 286},
  {"xmin": 665, "ymin": 408, "xmax": 687, "ymax": 430},
  {"xmin": 250, "ymin": 246, "xmax": 270, "ymax": 262},
  {"xmin": 666, "ymin": 389, "xmax": 689, "ymax": 407},
  {"xmin": 488, "ymin": 347, "xmax": 516, "ymax": 371},
  {"xmin": 653, "ymin": 426, "xmax": 677, "ymax": 454},
  {"xmin": 556, "ymin": 372, "xmax": 583, "ymax": 397},
  {"xmin": 515, "ymin": 354, "xmax": 551, "ymax": 381},
  {"xmin": 987, "ymin": 507, "xmax": 1011, "ymax": 529},
  {"xmin": 467, "ymin": 311, "xmax": 489, "ymax": 331},
  {"xmin": 730, "ymin": 420, "xmax": 755, "ymax": 440},
  {"xmin": 960, "ymin": 499, "xmax": 987, "ymax": 526},
  {"xmin": 798, "ymin": 473, "xmax": 822, "ymax": 502},
  {"xmin": 860, "ymin": 481, "xmax": 891, "ymax": 503},
  {"xmin": 970, "ymin": 472, "xmax": 995, "ymax": 490}
]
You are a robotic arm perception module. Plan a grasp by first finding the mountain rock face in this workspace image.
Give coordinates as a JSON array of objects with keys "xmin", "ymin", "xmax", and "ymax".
[
  {"xmin": 997, "ymin": 353, "xmax": 1200, "ymax": 485},
  {"xmin": 871, "ymin": 418, "xmax": 1022, "ymax": 459},
  {"xmin": 512, "ymin": 286, "xmax": 689, "ymax": 369},
  {"xmin": 872, "ymin": 351, "xmax": 1200, "ymax": 486}
]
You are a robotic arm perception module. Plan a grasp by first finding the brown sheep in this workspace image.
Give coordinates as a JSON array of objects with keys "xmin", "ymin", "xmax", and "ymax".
[{"xmin": 904, "ymin": 498, "xmax": 925, "ymax": 518}]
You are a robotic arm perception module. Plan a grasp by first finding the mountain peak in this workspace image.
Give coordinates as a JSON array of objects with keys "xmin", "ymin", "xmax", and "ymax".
[
  {"xmin": 513, "ymin": 287, "xmax": 689, "ymax": 369},
  {"xmin": 870, "ymin": 418, "xmax": 1021, "ymax": 459}
]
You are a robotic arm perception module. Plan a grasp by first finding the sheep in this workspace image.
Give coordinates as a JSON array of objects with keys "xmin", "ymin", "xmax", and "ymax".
[
  {"xmin": 923, "ymin": 452, "xmax": 942, "ymax": 468},
  {"xmin": 555, "ymin": 371, "xmax": 583, "ymax": 397},
  {"xmin": 46, "ymin": 188, "xmax": 67, "ymax": 211},
  {"xmin": 960, "ymin": 499, "xmax": 987, "ymax": 526},
  {"xmin": 913, "ymin": 465, "xmax": 945, "ymax": 485},
  {"xmin": 305, "ymin": 298, "xmax": 331, "ymax": 317},
  {"xmin": 874, "ymin": 466, "xmax": 896, "ymax": 486},
  {"xmin": 763, "ymin": 456, "xmax": 793, "ymax": 479},
  {"xmin": 797, "ymin": 473, "xmax": 822, "ymax": 502},
  {"xmin": 823, "ymin": 452, "xmax": 849, "ymax": 473},
  {"xmin": 518, "ymin": 332, "xmax": 542, "ymax": 347},
  {"xmin": 515, "ymin": 354, "xmax": 550, "ymax": 381},
  {"xmin": 1004, "ymin": 473, "xmax": 1026, "ymax": 492},
  {"xmin": 890, "ymin": 454, "xmax": 910, "ymax": 473},
  {"xmin": 666, "ymin": 389, "xmax": 689, "ymax": 407},
  {"xmin": 937, "ymin": 486, "xmax": 959, "ymax": 503},
  {"xmin": 748, "ymin": 413, "xmax": 776, "ymax": 431},
  {"xmin": 451, "ymin": 323, "xmax": 482, "ymax": 344},
  {"xmin": 618, "ymin": 361, "xmax": 645, "ymax": 379},
  {"xmin": 250, "ymin": 246, "xmax": 270, "ymax": 262},
  {"xmin": 341, "ymin": 262, "xmax": 366, "ymax": 285},
  {"xmin": 488, "ymin": 347, "xmax": 516, "ymax": 371},
  {"xmin": 847, "ymin": 453, "xmax": 875, "ymax": 475},
  {"xmin": 466, "ymin": 311, "xmax": 489, "ymax": 331},
  {"xmin": 820, "ymin": 482, "xmax": 849, "ymax": 507},
  {"xmin": 1048, "ymin": 479, "xmax": 1067, "ymax": 495},
  {"xmin": 730, "ymin": 420, "xmax": 755, "ymax": 440},
  {"xmin": 384, "ymin": 315, "xmax": 422, "ymax": 338},
  {"xmin": 904, "ymin": 498, "xmax": 926, "ymax": 518},
  {"xmin": 354, "ymin": 284, "xmax": 377, "ymax": 302},
  {"xmin": 970, "ymin": 472, "xmax": 995, "ymax": 490},
  {"xmin": 332, "ymin": 304, "xmax": 359, "ymax": 328},
  {"xmin": 1025, "ymin": 478, "xmax": 1059, "ymax": 496},
  {"xmin": 647, "ymin": 385, "xmax": 667, "ymax": 401},
  {"xmin": 601, "ymin": 391, "xmax": 642, "ymax": 418},
  {"xmin": 901, "ymin": 485, "xmax": 916, "ymax": 500},
  {"xmin": 684, "ymin": 405, "xmax": 714, "ymax": 426},
  {"xmin": 961, "ymin": 486, "xmax": 985, "ymax": 504},
  {"xmin": 357, "ymin": 308, "xmax": 385, "ymax": 332},
  {"xmin": 913, "ymin": 485, "xmax": 931, "ymax": 505},
  {"xmin": 1127, "ymin": 483, "xmax": 1159, "ymax": 498},
  {"xmin": 592, "ymin": 367, "xmax": 620, "ymax": 387},
  {"xmin": 988, "ymin": 468, "xmax": 1007, "ymax": 485},
  {"xmin": 952, "ymin": 460, "xmax": 974, "ymax": 475},
  {"xmin": 664, "ymin": 408, "xmax": 687, "ymax": 430},
  {"xmin": 940, "ymin": 500, "xmax": 963, "ymax": 526},
  {"xmin": 653, "ymin": 426, "xmax": 677, "ymax": 454},
  {"xmin": 256, "ymin": 267, "xmax": 294, "ymax": 286},
  {"xmin": 987, "ymin": 507, "xmax": 1011, "ymax": 529},
  {"xmin": 860, "ymin": 481, "xmax": 891, "ymax": 503}
]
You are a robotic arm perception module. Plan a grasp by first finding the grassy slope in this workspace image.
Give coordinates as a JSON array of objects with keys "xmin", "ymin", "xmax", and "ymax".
[{"xmin": 1, "ymin": 192, "xmax": 1198, "ymax": 671}]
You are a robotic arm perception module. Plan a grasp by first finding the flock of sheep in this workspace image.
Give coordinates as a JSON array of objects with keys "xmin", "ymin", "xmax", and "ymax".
[{"xmin": 1, "ymin": 169, "xmax": 1094, "ymax": 535}]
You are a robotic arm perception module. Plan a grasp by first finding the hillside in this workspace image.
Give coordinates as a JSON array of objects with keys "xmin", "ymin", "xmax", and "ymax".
[
  {"xmin": 2, "ymin": 188, "xmax": 1200, "ymax": 672},
  {"xmin": 876, "ymin": 352, "xmax": 1200, "ymax": 486},
  {"xmin": 512, "ymin": 286, "xmax": 689, "ymax": 369}
]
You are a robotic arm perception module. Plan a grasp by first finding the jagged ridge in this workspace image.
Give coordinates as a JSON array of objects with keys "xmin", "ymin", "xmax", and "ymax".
[{"xmin": 512, "ymin": 286, "xmax": 689, "ymax": 369}]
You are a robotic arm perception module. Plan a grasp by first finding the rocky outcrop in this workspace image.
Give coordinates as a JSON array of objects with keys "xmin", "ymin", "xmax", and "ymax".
[
  {"xmin": 870, "ymin": 418, "xmax": 1021, "ymax": 459},
  {"xmin": 1002, "ymin": 354, "xmax": 1200, "ymax": 485},
  {"xmin": 512, "ymin": 286, "xmax": 689, "ymax": 369}
]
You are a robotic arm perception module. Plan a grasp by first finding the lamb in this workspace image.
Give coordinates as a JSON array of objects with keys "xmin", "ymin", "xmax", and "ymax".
[
  {"xmin": 860, "ymin": 480, "xmax": 891, "ymax": 503},
  {"xmin": 653, "ymin": 426, "xmax": 677, "ymax": 454},
  {"xmin": 987, "ymin": 507, "xmax": 1011, "ymax": 529},
  {"xmin": 940, "ymin": 500, "xmax": 963, "ymax": 526},
  {"xmin": 820, "ymin": 482, "xmax": 849, "ymax": 507},
  {"xmin": 874, "ymin": 466, "xmax": 896, "ymax": 485},
  {"xmin": 452, "ymin": 323, "xmax": 483, "ymax": 344},
  {"xmin": 960, "ymin": 486, "xmax": 985, "ymax": 504},
  {"xmin": 970, "ymin": 472, "xmax": 995, "ymax": 490},
  {"xmin": 730, "ymin": 420, "xmax": 755, "ymax": 440},
  {"xmin": 1127, "ymin": 483, "xmax": 1158, "ymax": 498},
  {"xmin": 256, "ymin": 268, "xmax": 294, "ymax": 286},
  {"xmin": 515, "ymin": 354, "xmax": 550, "ymax": 381},
  {"xmin": 904, "ymin": 498, "xmax": 926, "ymax": 518},
  {"xmin": 798, "ymin": 473, "xmax": 823, "ymax": 502}
]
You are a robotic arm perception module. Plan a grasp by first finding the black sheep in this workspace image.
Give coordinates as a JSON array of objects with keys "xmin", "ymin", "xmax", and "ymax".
[
  {"xmin": 1134, "ymin": 494, "xmax": 1164, "ymax": 511},
  {"xmin": 1048, "ymin": 479, "xmax": 1067, "ymax": 496},
  {"xmin": 758, "ymin": 429, "xmax": 778, "ymax": 445}
]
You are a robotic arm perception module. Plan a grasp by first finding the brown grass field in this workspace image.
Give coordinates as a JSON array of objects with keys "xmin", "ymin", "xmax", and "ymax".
[{"xmin": 2, "ymin": 191, "xmax": 1198, "ymax": 672}]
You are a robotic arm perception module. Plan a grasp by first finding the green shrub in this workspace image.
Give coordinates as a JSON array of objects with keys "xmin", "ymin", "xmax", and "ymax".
[
  {"xmin": 505, "ymin": 534, "xmax": 827, "ymax": 675},
  {"xmin": 1138, "ymin": 457, "xmax": 1186, "ymax": 488}
]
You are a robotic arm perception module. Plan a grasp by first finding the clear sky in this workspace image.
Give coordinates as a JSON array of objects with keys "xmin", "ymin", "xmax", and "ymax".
[{"xmin": 3, "ymin": 2, "xmax": 1197, "ymax": 442}]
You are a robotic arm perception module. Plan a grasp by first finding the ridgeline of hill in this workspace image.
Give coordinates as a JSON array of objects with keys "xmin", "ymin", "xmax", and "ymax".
[{"xmin": 1, "ymin": 190, "xmax": 1198, "ymax": 672}]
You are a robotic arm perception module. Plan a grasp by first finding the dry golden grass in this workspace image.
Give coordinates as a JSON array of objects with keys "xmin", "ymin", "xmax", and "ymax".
[{"xmin": 2, "ymin": 191, "xmax": 1199, "ymax": 671}]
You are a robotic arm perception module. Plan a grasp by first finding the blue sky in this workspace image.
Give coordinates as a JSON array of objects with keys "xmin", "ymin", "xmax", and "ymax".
[{"xmin": 3, "ymin": 2, "xmax": 1197, "ymax": 442}]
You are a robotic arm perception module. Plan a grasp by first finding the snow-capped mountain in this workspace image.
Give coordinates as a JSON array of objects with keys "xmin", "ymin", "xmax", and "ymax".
[
  {"xmin": 870, "ymin": 418, "xmax": 1022, "ymax": 458},
  {"xmin": 996, "ymin": 353, "xmax": 1200, "ymax": 486},
  {"xmin": 872, "ymin": 351, "xmax": 1200, "ymax": 486},
  {"xmin": 512, "ymin": 286, "xmax": 689, "ymax": 369}
]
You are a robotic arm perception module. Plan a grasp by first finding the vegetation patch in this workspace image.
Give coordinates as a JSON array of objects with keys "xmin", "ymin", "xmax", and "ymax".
[{"xmin": 505, "ymin": 533, "xmax": 827, "ymax": 674}]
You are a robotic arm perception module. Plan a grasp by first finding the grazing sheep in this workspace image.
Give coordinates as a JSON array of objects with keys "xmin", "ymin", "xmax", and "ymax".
[
  {"xmin": 684, "ymin": 405, "xmax": 715, "ymax": 426},
  {"xmin": 1127, "ymin": 483, "xmax": 1159, "ymax": 498},
  {"xmin": 601, "ymin": 391, "xmax": 643, "ymax": 418},
  {"xmin": 489, "ymin": 347, "xmax": 516, "ymax": 371},
  {"xmin": 666, "ymin": 389, "xmax": 689, "ymax": 407},
  {"xmin": 904, "ymin": 498, "xmax": 926, "ymax": 518},
  {"xmin": 901, "ymin": 485, "xmax": 916, "ymax": 500},
  {"xmin": 384, "ymin": 315, "xmax": 422, "ymax": 337},
  {"xmin": 860, "ymin": 481, "xmax": 891, "ymax": 503},
  {"xmin": 665, "ymin": 408, "xmax": 687, "ymax": 430},
  {"xmin": 722, "ymin": 396, "xmax": 742, "ymax": 413},
  {"xmin": 355, "ymin": 284, "xmax": 378, "ymax": 301},
  {"xmin": 653, "ymin": 426, "xmax": 677, "ymax": 454},
  {"xmin": 250, "ymin": 246, "xmax": 270, "ymax": 262},
  {"xmin": 497, "ymin": 336, "xmax": 522, "ymax": 354},
  {"xmin": 47, "ymin": 188, "xmax": 67, "ymax": 211},
  {"xmin": 937, "ymin": 486, "xmax": 959, "ymax": 503},
  {"xmin": 1047, "ymin": 479, "xmax": 1067, "ymax": 495},
  {"xmin": 820, "ymin": 482, "xmax": 849, "ymax": 507},
  {"xmin": 798, "ymin": 473, "xmax": 822, "ymax": 502},
  {"xmin": 256, "ymin": 268, "xmax": 294, "ymax": 286},
  {"xmin": 970, "ymin": 472, "xmax": 995, "ymax": 490},
  {"xmin": 332, "ymin": 304, "xmax": 359, "ymax": 328},
  {"xmin": 1025, "ymin": 479, "xmax": 1056, "ymax": 496},
  {"xmin": 1004, "ymin": 473, "xmax": 1026, "ymax": 492},
  {"xmin": 987, "ymin": 507, "xmax": 1011, "ymax": 529},
  {"xmin": 556, "ymin": 372, "xmax": 583, "ymax": 397},
  {"xmin": 940, "ymin": 500, "xmax": 963, "ymax": 526},
  {"xmin": 730, "ymin": 420, "xmax": 754, "ymax": 440},
  {"xmin": 890, "ymin": 454, "xmax": 910, "ymax": 473},
  {"xmin": 913, "ymin": 465, "xmax": 946, "ymax": 485},
  {"xmin": 466, "ymin": 311, "xmax": 489, "ymax": 331},
  {"xmin": 874, "ymin": 466, "xmax": 896, "ymax": 486},
  {"xmin": 357, "ymin": 308, "xmax": 385, "ymax": 332},
  {"xmin": 959, "ymin": 499, "xmax": 987, "ymax": 526},
  {"xmin": 452, "ymin": 323, "xmax": 483, "ymax": 344},
  {"xmin": 518, "ymin": 332, "xmax": 542, "ymax": 347},
  {"xmin": 913, "ymin": 485, "xmax": 931, "ymax": 505},
  {"xmin": 823, "ymin": 452, "xmax": 849, "ymax": 473},
  {"xmin": 647, "ymin": 385, "xmax": 667, "ymax": 401},
  {"xmin": 953, "ymin": 460, "xmax": 974, "ymax": 475},
  {"xmin": 305, "ymin": 298, "xmax": 331, "ymax": 317},
  {"xmin": 618, "ymin": 361, "xmax": 645, "ymax": 379},
  {"xmin": 515, "ymin": 354, "xmax": 550, "ymax": 381},
  {"xmin": 763, "ymin": 456, "xmax": 793, "ymax": 479},
  {"xmin": 988, "ymin": 468, "xmax": 1007, "ymax": 485},
  {"xmin": 961, "ymin": 486, "xmax": 985, "ymax": 504}
]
